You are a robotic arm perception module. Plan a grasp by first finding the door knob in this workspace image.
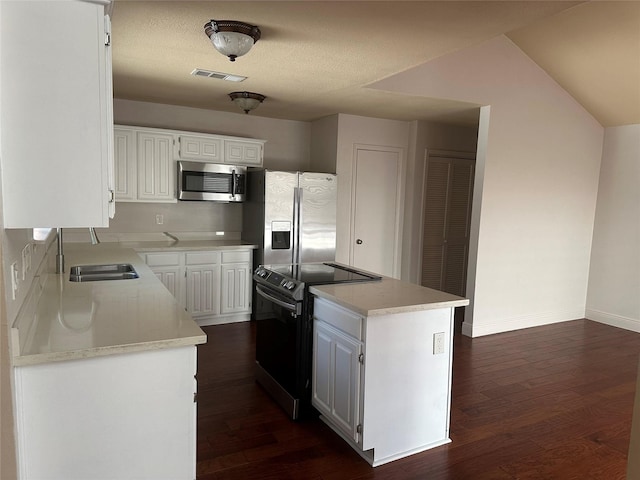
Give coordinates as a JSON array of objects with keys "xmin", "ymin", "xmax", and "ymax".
[{"xmin": 356, "ymin": 239, "xmax": 363, "ymax": 245}]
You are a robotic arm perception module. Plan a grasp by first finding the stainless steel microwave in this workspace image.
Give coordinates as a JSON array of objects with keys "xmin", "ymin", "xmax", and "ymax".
[{"xmin": 177, "ymin": 161, "xmax": 247, "ymax": 202}]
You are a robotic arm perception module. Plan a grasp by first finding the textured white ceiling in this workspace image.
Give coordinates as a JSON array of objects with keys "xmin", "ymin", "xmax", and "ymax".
[{"xmin": 111, "ymin": 1, "xmax": 640, "ymax": 127}]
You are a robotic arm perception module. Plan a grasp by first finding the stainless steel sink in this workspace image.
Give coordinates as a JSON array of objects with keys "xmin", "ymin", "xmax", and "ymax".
[{"xmin": 69, "ymin": 264, "xmax": 139, "ymax": 282}]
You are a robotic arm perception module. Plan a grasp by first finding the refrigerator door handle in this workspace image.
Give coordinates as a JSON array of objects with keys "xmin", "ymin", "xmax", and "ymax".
[{"xmin": 292, "ymin": 186, "xmax": 302, "ymax": 264}]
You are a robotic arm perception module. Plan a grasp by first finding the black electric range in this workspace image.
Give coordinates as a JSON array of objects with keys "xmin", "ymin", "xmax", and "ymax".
[{"xmin": 253, "ymin": 262, "xmax": 381, "ymax": 420}]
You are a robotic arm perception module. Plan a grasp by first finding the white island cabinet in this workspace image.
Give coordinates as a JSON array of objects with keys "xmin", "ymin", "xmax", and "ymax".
[
  {"xmin": 310, "ymin": 278, "xmax": 468, "ymax": 467},
  {"xmin": 1, "ymin": 0, "xmax": 115, "ymax": 228}
]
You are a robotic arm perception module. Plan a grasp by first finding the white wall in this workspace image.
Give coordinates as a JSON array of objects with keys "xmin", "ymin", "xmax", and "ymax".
[
  {"xmin": 309, "ymin": 115, "xmax": 339, "ymax": 173},
  {"xmin": 371, "ymin": 35, "xmax": 604, "ymax": 337},
  {"xmin": 586, "ymin": 125, "xmax": 640, "ymax": 331},
  {"xmin": 327, "ymin": 114, "xmax": 411, "ymax": 267},
  {"xmin": 402, "ymin": 120, "xmax": 479, "ymax": 283}
]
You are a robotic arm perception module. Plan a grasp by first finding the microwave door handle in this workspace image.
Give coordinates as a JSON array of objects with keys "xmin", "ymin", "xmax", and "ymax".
[{"xmin": 231, "ymin": 169, "xmax": 236, "ymax": 198}]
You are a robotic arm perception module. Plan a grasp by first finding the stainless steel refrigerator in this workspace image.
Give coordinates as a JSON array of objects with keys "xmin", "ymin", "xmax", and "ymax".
[{"xmin": 242, "ymin": 169, "xmax": 337, "ymax": 316}]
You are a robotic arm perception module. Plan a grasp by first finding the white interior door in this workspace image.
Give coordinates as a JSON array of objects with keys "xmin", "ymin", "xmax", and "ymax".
[{"xmin": 351, "ymin": 146, "xmax": 402, "ymax": 277}]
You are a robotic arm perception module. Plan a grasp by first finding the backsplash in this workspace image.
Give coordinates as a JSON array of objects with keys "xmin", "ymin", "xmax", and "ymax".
[{"xmin": 93, "ymin": 201, "xmax": 241, "ymax": 235}]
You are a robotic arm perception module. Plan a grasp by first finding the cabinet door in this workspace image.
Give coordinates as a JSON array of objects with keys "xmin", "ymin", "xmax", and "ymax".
[
  {"xmin": 104, "ymin": 14, "xmax": 115, "ymax": 219},
  {"xmin": 312, "ymin": 320, "xmax": 362, "ymax": 443},
  {"xmin": 178, "ymin": 135, "xmax": 223, "ymax": 162},
  {"xmin": 1, "ymin": 1, "xmax": 113, "ymax": 228},
  {"xmin": 137, "ymin": 132, "xmax": 176, "ymax": 202},
  {"xmin": 151, "ymin": 266, "xmax": 184, "ymax": 308},
  {"xmin": 186, "ymin": 265, "xmax": 220, "ymax": 317},
  {"xmin": 14, "ymin": 346, "xmax": 197, "ymax": 479},
  {"xmin": 224, "ymin": 140, "xmax": 264, "ymax": 166},
  {"xmin": 220, "ymin": 263, "xmax": 252, "ymax": 315},
  {"xmin": 114, "ymin": 127, "xmax": 137, "ymax": 201}
]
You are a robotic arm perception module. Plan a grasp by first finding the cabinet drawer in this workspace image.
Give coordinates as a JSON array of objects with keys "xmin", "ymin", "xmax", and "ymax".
[
  {"xmin": 221, "ymin": 250, "xmax": 251, "ymax": 264},
  {"xmin": 313, "ymin": 298, "xmax": 363, "ymax": 341},
  {"xmin": 143, "ymin": 252, "xmax": 181, "ymax": 267},
  {"xmin": 186, "ymin": 251, "xmax": 220, "ymax": 265}
]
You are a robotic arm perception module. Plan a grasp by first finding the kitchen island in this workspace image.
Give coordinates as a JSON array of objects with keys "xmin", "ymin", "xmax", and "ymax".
[
  {"xmin": 10, "ymin": 243, "xmax": 207, "ymax": 480},
  {"xmin": 309, "ymin": 277, "xmax": 468, "ymax": 467}
]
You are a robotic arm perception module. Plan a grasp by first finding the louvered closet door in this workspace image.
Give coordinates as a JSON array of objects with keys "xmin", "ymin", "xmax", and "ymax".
[{"xmin": 421, "ymin": 156, "xmax": 474, "ymax": 296}]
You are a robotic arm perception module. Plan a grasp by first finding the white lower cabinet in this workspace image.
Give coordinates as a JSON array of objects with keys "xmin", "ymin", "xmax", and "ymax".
[
  {"xmin": 14, "ymin": 346, "xmax": 197, "ymax": 480},
  {"xmin": 312, "ymin": 296, "xmax": 455, "ymax": 467},
  {"xmin": 313, "ymin": 319, "xmax": 363, "ymax": 444},
  {"xmin": 185, "ymin": 250, "xmax": 221, "ymax": 318},
  {"xmin": 139, "ymin": 248, "xmax": 253, "ymax": 326},
  {"xmin": 143, "ymin": 252, "xmax": 185, "ymax": 308},
  {"xmin": 220, "ymin": 250, "xmax": 252, "ymax": 315}
]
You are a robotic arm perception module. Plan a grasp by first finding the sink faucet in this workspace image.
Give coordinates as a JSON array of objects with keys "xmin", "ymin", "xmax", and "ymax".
[
  {"xmin": 89, "ymin": 227, "xmax": 100, "ymax": 245},
  {"xmin": 56, "ymin": 228, "xmax": 65, "ymax": 273},
  {"xmin": 55, "ymin": 227, "xmax": 101, "ymax": 274}
]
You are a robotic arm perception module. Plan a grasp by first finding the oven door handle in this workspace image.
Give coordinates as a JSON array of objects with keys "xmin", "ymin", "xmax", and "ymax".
[{"xmin": 255, "ymin": 285, "xmax": 299, "ymax": 313}]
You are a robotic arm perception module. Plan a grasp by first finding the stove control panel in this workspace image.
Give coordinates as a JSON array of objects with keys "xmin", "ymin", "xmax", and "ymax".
[{"xmin": 254, "ymin": 267, "xmax": 302, "ymax": 294}]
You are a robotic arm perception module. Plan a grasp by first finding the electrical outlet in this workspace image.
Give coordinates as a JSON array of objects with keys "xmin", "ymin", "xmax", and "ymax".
[
  {"xmin": 10, "ymin": 262, "xmax": 19, "ymax": 300},
  {"xmin": 433, "ymin": 332, "xmax": 445, "ymax": 355},
  {"xmin": 156, "ymin": 214, "xmax": 164, "ymax": 225}
]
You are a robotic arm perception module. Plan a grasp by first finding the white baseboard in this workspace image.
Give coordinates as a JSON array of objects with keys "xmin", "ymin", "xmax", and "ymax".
[
  {"xmin": 195, "ymin": 314, "xmax": 251, "ymax": 327},
  {"xmin": 462, "ymin": 308, "xmax": 586, "ymax": 338},
  {"xmin": 586, "ymin": 309, "xmax": 640, "ymax": 333}
]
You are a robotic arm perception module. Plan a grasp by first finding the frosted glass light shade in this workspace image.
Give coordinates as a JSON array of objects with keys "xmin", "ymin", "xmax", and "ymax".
[
  {"xmin": 204, "ymin": 20, "xmax": 261, "ymax": 62},
  {"xmin": 228, "ymin": 91, "xmax": 266, "ymax": 114},
  {"xmin": 211, "ymin": 32, "xmax": 254, "ymax": 61}
]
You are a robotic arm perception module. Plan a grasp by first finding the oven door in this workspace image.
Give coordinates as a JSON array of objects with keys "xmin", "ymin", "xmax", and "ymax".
[{"xmin": 254, "ymin": 284, "xmax": 307, "ymax": 420}]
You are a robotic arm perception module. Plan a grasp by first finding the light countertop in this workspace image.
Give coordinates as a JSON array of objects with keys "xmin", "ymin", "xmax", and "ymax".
[
  {"xmin": 310, "ymin": 276, "xmax": 469, "ymax": 317},
  {"xmin": 12, "ymin": 243, "xmax": 207, "ymax": 367}
]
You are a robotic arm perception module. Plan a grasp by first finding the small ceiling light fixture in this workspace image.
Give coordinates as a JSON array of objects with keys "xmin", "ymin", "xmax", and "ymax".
[
  {"xmin": 204, "ymin": 20, "xmax": 261, "ymax": 62},
  {"xmin": 228, "ymin": 91, "xmax": 266, "ymax": 114}
]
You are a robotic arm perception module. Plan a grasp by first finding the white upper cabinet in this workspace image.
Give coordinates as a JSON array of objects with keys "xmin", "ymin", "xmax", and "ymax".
[
  {"xmin": 0, "ymin": 0, "xmax": 114, "ymax": 228},
  {"xmin": 136, "ymin": 131, "xmax": 176, "ymax": 202},
  {"xmin": 114, "ymin": 125, "xmax": 265, "ymax": 203},
  {"xmin": 177, "ymin": 133, "xmax": 264, "ymax": 166},
  {"xmin": 113, "ymin": 128, "xmax": 137, "ymax": 201},
  {"xmin": 177, "ymin": 135, "xmax": 223, "ymax": 162},
  {"xmin": 114, "ymin": 126, "xmax": 176, "ymax": 203},
  {"xmin": 224, "ymin": 139, "xmax": 264, "ymax": 165}
]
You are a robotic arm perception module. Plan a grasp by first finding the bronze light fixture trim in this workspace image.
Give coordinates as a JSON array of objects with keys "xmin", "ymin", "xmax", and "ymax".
[
  {"xmin": 228, "ymin": 91, "xmax": 266, "ymax": 114},
  {"xmin": 204, "ymin": 20, "xmax": 261, "ymax": 62}
]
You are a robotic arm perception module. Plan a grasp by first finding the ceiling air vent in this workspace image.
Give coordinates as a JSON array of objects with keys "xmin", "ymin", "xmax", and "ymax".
[{"xmin": 190, "ymin": 68, "xmax": 246, "ymax": 82}]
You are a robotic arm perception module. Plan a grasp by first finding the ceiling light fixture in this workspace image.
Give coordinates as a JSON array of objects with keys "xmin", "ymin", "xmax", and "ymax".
[
  {"xmin": 204, "ymin": 20, "xmax": 261, "ymax": 62},
  {"xmin": 228, "ymin": 91, "xmax": 266, "ymax": 114}
]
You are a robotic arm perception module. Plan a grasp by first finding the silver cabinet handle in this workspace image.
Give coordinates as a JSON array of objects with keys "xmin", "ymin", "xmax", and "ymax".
[{"xmin": 356, "ymin": 239, "xmax": 363, "ymax": 245}]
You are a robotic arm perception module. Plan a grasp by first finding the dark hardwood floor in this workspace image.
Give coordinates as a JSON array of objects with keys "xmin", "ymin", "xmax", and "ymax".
[{"xmin": 196, "ymin": 318, "xmax": 640, "ymax": 479}]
